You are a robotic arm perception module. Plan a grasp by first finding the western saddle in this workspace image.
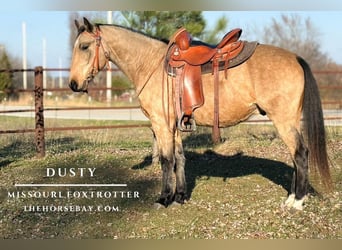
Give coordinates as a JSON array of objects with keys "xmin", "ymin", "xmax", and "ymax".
[{"xmin": 165, "ymin": 27, "xmax": 255, "ymax": 142}]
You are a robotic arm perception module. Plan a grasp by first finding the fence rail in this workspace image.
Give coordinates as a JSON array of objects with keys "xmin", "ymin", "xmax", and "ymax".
[{"xmin": 0, "ymin": 67, "xmax": 341, "ymax": 157}]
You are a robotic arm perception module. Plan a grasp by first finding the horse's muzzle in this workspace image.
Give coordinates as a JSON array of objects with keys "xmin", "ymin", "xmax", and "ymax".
[
  {"xmin": 69, "ymin": 80, "xmax": 88, "ymax": 93},
  {"xmin": 69, "ymin": 80, "xmax": 79, "ymax": 92}
]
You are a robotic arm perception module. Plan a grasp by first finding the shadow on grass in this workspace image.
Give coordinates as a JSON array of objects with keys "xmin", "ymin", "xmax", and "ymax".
[
  {"xmin": 184, "ymin": 149, "xmax": 293, "ymax": 197},
  {"xmin": 134, "ymin": 149, "xmax": 294, "ymax": 197},
  {"xmin": 0, "ymin": 137, "xmax": 81, "ymax": 168},
  {"xmin": 0, "ymin": 139, "xmax": 35, "ymax": 168},
  {"xmin": 133, "ymin": 133, "xmax": 317, "ymax": 200}
]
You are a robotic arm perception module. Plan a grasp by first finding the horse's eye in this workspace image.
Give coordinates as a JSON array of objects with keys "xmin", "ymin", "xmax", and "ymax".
[{"xmin": 79, "ymin": 43, "xmax": 90, "ymax": 51}]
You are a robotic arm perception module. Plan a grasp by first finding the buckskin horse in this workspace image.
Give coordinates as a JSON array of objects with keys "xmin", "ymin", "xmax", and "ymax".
[{"xmin": 69, "ymin": 18, "xmax": 332, "ymax": 210}]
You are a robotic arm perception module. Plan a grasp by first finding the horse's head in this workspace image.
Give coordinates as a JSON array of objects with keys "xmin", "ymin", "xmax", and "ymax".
[{"xmin": 69, "ymin": 17, "xmax": 110, "ymax": 93}]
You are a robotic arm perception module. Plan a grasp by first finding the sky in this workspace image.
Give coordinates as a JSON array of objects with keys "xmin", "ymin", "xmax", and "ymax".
[{"xmin": 0, "ymin": 11, "xmax": 342, "ymax": 77}]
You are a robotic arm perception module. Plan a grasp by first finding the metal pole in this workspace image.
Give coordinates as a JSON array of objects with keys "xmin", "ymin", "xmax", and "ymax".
[
  {"xmin": 42, "ymin": 38, "xmax": 47, "ymax": 89},
  {"xmin": 34, "ymin": 66, "xmax": 45, "ymax": 157},
  {"xmin": 59, "ymin": 57, "xmax": 63, "ymax": 88},
  {"xmin": 22, "ymin": 22, "xmax": 27, "ymax": 89},
  {"xmin": 106, "ymin": 11, "xmax": 113, "ymax": 104}
]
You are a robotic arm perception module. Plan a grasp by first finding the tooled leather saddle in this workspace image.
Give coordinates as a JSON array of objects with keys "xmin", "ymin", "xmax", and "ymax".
[{"xmin": 165, "ymin": 27, "xmax": 257, "ymax": 142}]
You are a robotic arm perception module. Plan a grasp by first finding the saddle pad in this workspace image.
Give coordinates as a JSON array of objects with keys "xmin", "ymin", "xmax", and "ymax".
[{"xmin": 200, "ymin": 41, "xmax": 258, "ymax": 74}]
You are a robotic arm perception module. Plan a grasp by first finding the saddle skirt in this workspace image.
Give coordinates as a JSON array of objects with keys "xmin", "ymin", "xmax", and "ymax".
[{"xmin": 166, "ymin": 41, "xmax": 258, "ymax": 76}]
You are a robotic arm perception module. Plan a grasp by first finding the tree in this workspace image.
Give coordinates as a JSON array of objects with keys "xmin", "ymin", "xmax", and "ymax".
[
  {"xmin": 261, "ymin": 14, "xmax": 331, "ymax": 69},
  {"xmin": 201, "ymin": 15, "xmax": 229, "ymax": 44},
  {"xmin": 0, "ymin": 48, "xmax": 13, "ymax": 100},
  {"xmin": 261, "ymin": 13, "xmax": 342, "ymax": 105},
  {"xmin": 120, "ymin": 11, "xmax": 207, "ymax": 41}
]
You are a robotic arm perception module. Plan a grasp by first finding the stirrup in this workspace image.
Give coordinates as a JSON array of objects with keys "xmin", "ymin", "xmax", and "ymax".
[{"xmin": 177, "ymin": 114, "xmax": 197, "ymax": 132}]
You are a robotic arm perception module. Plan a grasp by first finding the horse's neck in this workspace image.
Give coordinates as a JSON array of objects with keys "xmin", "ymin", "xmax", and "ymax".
[{"xmin": 101, "ymin": 25, "xmax": 166, "ymax": 88}]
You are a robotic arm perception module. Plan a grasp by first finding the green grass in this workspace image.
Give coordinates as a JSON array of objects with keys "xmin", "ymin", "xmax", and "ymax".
[{"xmin": 0, "ymin": 116, "xmax": 341, "ymax": 239}]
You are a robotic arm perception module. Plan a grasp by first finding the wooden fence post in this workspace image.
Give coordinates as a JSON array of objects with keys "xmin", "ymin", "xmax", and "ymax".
[{"xmin": 34, "ymin": 66, "xmax": 45, "ymax": 157}]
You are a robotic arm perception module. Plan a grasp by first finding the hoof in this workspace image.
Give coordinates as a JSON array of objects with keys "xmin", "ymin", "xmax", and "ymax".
[
  {"xmin": 282, "ymin": 194, "xmax": 295, "ymax": 208},
  {"xmin": 292, "ymin": 199, "xmax": 304, "ymax": 211},
  {"xmin": 153, "ymin": 202, "xmax": 166, "ymax": 210},
  {"xmin": 169, "ymin": 201, "xmax": 182, "ymax": 208},
  {"xmin": 282, "ymin": 194, "xmax": 306, "ymax": 211}
]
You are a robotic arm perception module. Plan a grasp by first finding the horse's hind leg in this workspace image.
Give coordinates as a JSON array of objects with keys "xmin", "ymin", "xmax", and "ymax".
[
  {"xmin": 271, "ymin": 119, "xmax": 309, "ymax": 210},
  {"xmin": 284, "ymin": 131, "xmax": 309, "ymax": 210}
]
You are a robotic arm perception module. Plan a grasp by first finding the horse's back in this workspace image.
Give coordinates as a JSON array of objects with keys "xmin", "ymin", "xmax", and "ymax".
[
  {"xmin": 194, "ymin": 44, "xmax": 305, "ymax": 127},
  {"xmin": 249, "ymin": 44, "xmax": 303, "ymax": 80}
]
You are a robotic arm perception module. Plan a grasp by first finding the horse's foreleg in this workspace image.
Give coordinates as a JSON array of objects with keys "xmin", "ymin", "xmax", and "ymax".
[
  {"xmin": 158, "ymin": 153, "xmax": 175, "ymax": 207},
  {"xmin": 151, "ymin": 130, "xmax": 160, "ymax": 166},
  {"xmin": 174, "ymin": 130, "xmax": 187, "ymax": 204},
  {"xmin": 154, "ymin": 129, "xmax": 175, "ymax": 207},
  {"xmin": 154, "ymin": 129, "xmax": 187, "ymax": 207}
]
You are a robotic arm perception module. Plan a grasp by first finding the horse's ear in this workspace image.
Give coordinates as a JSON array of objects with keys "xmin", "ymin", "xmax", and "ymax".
[
  {"xmin": 74, "ymin": 20, "xmax": 80, "ymax": 30},
  {"xmin": 83, "ymin": 17, "xmax": 93, "ymax": 33}
]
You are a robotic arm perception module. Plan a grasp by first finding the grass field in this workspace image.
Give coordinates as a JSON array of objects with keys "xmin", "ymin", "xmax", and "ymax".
[{"xmin": 0, "ymin": 116, "xmax": 341, "ymax": 239}]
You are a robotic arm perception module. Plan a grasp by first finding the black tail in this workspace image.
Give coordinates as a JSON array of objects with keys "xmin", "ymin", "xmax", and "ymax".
[{"xmin": 297, "ymin": 56, "xmax": 332, "ymax": 190}]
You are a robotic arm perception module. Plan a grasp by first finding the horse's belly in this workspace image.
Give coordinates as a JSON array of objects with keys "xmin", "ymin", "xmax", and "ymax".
[
  {"xmin": 194, "ymin": 67, "xmax": 257, "ymax": 127},
  {"xmin": 194, "ymin": 101, "xmax": 256, "ymax": 127}
]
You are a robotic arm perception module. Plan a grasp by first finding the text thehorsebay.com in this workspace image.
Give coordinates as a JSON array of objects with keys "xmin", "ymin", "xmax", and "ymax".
[{"xmin": 8, "ymin": 167, "xmax": 140, "ymax": 213}]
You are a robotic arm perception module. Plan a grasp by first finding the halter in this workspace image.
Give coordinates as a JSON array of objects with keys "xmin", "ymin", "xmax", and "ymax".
[{"xmin": 87, "ymin": 26, "xmax": 111, "ymax": 78}]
